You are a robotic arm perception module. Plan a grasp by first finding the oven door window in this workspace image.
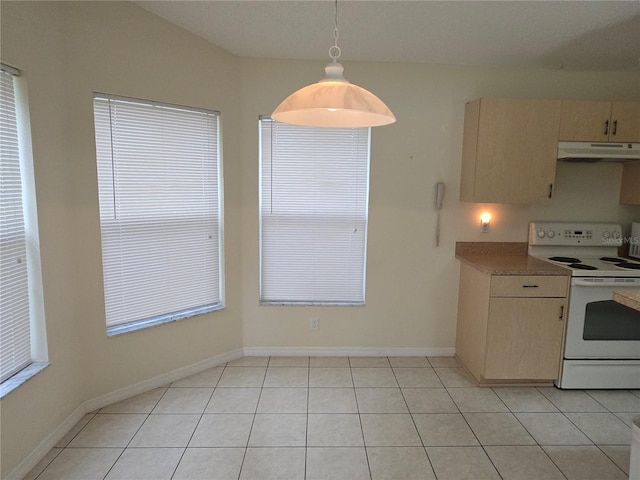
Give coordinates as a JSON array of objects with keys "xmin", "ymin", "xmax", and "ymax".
[{"xmin": 583, "ymin": 300, "xmax": 640, "ymax": 341}]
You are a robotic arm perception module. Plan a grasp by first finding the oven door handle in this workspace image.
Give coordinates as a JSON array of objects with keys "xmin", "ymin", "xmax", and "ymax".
[{"xmin": 572, "ymin": 278, "xmax": 640, "ymax": 287}]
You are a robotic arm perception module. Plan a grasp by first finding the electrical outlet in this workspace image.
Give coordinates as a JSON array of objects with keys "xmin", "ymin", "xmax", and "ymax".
[{"xmin": 310, "ymin": 317, "xmax": 319, "ymax": 331}]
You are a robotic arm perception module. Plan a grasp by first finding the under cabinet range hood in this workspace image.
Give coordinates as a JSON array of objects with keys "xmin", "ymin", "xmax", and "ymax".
[{"xmin": 557, "ymin": 142, "xmax": 640, "ymax": 162}]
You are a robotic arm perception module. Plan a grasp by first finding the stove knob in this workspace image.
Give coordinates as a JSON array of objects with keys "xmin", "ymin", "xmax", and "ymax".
[
  {"xmin": 537, "ymin": 230, "xmax": 546, "ymax": 238},
  {"xmin": 603, "ymin": 231, "xmax": 611, "ymax": 239},
  {"xmin": 613, "ymin": 231, "xmax": 621, "ymax": 239},
  {"xmin": 547, "ymin": 230, "xmax": 556, "ymax": 238}
]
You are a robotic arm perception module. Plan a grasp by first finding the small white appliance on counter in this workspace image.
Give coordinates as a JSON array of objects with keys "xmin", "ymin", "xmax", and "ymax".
[{"xmin": 529, "ymin": 222, "xmax": 640, "ymax": 389}]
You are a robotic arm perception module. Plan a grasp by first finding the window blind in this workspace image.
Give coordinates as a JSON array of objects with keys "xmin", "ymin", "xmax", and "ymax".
[
  {"xmin": 0, "ymin": 68, "xmax": 32, "ymax": 382},
  {"xmin": 93, "ymin": 94, "xmax": 223, "ymax": 330},
  {"xmin": 259, "ymin": 118, "xmax": 370, "ymax": 304}
]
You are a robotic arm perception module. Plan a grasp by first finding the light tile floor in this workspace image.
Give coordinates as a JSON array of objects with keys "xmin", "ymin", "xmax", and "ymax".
[{"xmin": 26, "ymin": 356, "xmax": 639, "ymax": 479}]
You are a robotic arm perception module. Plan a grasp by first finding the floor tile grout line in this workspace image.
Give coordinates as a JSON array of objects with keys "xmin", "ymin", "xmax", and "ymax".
[
  {"xmin": 583, "ymin": 389, "xmax": 616, "ymax": 412},
  {"xmin": 350, "ymin": 359, "xmax": 373, "ymax": 480},
  {"xmin": 503, "ymin": 402, "xmax": 571, "ymax": 480},
  {"xmin": 594, "ymin": 443, "xmax": 633, "ymax": 477},
  {"xmin": 442, "ymin": 383, "xmax": 507, "ymax": 480},
  {"xmin": 488, "ymin": 384, "xmax": 631, "ymax": 478},
  {"xmin": 236, "ymin": 356, "xmax": 269, "ymax": 480},
  {"xmin": 390, "ymin": 360, "xmax": 438, "ymax": 479},
  {"xmin": 305, "ymin": 359, "xmax": 310, "ymax": 479},
  {"xmin": 97, "ymin": 385, "xmax": 173, "ymax": 480},
  {"xmin": 30, "ymin": 447, "xmax": 65, "ymax": 480},
  {"xmin": 553, "ymin": 407, "xmax": 633, "ymax": 477},
  {"xmin": 167, "ymin": 364, "xmax": 226, "ymax": 480}
]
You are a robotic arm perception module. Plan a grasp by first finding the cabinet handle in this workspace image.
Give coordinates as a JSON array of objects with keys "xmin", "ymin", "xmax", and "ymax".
[
  {"xmin": 612, "ymin": 120, "xmax": 617, "ymax": 136},
  {"xmin": 604, "ymin": 120, "xmax": 609, "ymax": 135},
  {"xmin": 548, "ymin": 184, "xmax": 553, "ymax": 198},
  {"xmin": 522, "ymin": 284, "xmax": 539, "ymax": 288},
  {"xmin": 559, "ymin": 305, "xmax": 564, "ymax": 320}
]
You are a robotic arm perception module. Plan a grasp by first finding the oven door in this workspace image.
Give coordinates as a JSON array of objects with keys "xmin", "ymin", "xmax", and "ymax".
[{"xmin": 564, "ymin": 277, "xmax": 640, "ymax": 359}]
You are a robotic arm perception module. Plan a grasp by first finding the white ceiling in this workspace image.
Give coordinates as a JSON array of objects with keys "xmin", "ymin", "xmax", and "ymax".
[{"xmin": 134, "ymin": 1, "xmax": 640, "ymax": 71}]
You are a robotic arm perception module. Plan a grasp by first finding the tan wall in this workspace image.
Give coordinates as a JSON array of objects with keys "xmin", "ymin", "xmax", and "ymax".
[
  {"xmin": 0, "ymin": 2, "xmax": 243, "ymax": 476},
  {"xmin": 1, "ymin": 1, "xmax": 639, "ymax": 477},
  {"xmin": 238, "ymin": 58, "xmax": 640, "ymax": 349}
]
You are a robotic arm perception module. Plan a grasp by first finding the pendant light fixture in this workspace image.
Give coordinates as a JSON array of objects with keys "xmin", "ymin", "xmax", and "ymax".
[{"xmin": 271, "ymin": 0, "xmax": 396, "ymax": 128}]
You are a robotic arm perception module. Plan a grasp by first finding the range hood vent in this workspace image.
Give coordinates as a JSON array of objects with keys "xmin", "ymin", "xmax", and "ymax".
[{"xmin": 557, "ymin": 141, "xmax": 640, "ymax": 162}]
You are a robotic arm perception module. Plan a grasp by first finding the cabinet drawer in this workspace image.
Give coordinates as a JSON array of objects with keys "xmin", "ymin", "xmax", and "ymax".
[{"xmin": 490, "ymin": 275, "xmax": 568, "ymax": 297}]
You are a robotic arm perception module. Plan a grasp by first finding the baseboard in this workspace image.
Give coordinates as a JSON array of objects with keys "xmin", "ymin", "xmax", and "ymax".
[
  {"xmin": 6, "ymin": 347, "xmax": 243, "ymax": 480},
  {"xmin": 4, "ymin": 403, "xmax": 86, "ymax": 480},
  {"xmin": 83, "ymin": 347, "xmax": 243, "ymax": 412},
  {"xmin": 243, "ymin": 346, "xmax": 455, "ymax": 357}
]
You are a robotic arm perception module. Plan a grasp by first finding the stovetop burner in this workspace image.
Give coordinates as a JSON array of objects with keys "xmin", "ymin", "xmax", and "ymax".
[
  {"xmin": 529, "ymin": 222, "xmax": 640, "ymax": 278},
  {"xmin": 549, "ymin": 256, "xmax": 581, "ymax": 263},
  {"xmin": 601, "ymin": 257, "xmax": 626, "ymax": 263},
  {"xmin": 617, "ymin": 262, "xmax": 640, "ymax": 270},
  {"xmin": 569, "ymin": 263, "xmax": 598, "ymax": 270}
]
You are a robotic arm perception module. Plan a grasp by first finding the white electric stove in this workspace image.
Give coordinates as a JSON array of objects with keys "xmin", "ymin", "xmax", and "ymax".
[{"xmin": 529, "ymin": 222, "xmax": 640, "ymax": 389}]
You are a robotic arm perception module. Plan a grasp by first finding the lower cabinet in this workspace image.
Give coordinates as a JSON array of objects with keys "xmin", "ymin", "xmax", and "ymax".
[
  {"xmin": 456, "ymin": 263, "xmax": 569, "ymax": 385},
  {"xmin": 484, "ymin": 297, "xmax": 566, "ymax": 379}
]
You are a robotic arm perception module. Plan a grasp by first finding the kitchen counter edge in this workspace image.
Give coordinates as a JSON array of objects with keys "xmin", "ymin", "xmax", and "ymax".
[{"xmin": 455, "ymin": 242, "xmax": 570, "ymax": 276}]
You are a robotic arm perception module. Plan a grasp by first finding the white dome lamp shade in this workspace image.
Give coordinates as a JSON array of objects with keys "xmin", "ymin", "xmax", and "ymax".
[{"xmin": 271, "ymin": 2, "xmax": 395, "ymax": 128}]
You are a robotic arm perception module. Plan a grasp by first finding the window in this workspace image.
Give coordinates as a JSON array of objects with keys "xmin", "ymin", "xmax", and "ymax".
[
  {"xmin": 259, "ymin": 117, "xmax": 370, "ymax": 305},
  {"xmin": 93, "ymin": 94, "xmax": 224, "ymax": 334},
  {"xmin": 1, "ymin": 64, "xmax": 47, "ymax": 393}
]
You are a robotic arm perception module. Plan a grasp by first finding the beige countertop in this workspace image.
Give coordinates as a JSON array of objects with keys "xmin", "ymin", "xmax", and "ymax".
[
  {"xmin": 613, "ymin": 290, "xmax": 640, "ymax": 312},
  {"xmin": 456, "ymin": 253, "xmax": 571, "ymax": 276},
  {"xmin": 455, "ymin": 242, "xmax": 571, "ymax": 276}
]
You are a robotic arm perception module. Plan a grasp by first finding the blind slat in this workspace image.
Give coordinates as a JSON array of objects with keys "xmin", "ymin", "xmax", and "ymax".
[
  {"xmin": 0, "ymin": 69, "xmax": 32, "ymax": 382},
  {"xmin": 93, "ymin": 95, "xmax": 223, "ymax": 328},
  {"xmin": 259, "ymin": 119, "xmax": 370, "ymax": 304}
]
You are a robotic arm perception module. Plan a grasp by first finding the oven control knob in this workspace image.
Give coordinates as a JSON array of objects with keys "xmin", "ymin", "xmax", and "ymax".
[
  {"xmin": 547, "ymin": 230, "xmax": 556, "ymax": 238},
  {"xmin": 537, "ymin": 230, "xmax": 546, "ymax": 238},
  {"xmin": 613, "ymin": 231, "xmax": 621, "ymax": 239},
  {"xmin": 603, "ymin": 231, "xmax": 611, "ymax": 239}
]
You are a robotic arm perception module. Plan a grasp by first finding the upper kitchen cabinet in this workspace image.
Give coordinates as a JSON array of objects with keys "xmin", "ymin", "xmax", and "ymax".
[
  {"xmin": 559, "ymin": 101, "xmax": 640, "ymax": 143},
  {"xmin": 460, "ymin": 98, "xmax": 561, "ymax": 204}
]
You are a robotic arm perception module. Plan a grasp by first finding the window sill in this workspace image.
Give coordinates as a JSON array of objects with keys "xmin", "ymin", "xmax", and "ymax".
[
  {"xmin": 0, "ymin": 362, "xmax": 50, "ymax": 399},
  {"xmin": 260, "ymin": 301, "xmax": 365, "ymax": 306},
  {"xmin": 107, "ymin": 304, "xmax": 224, "ymax": 337}
]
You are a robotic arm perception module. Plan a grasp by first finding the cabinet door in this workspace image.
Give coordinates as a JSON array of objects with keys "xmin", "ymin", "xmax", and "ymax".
[
  {"xmin": 484, "ymin": 298, "xmax": 565, "ymax": 380},
  {"xmin": 610, "ymin": 102, "xmax": 640, "ymax": 143},
  {"xmin": 559, "ymin": 100, "xmax": 612, "ymax": 142},
  {"xmin": 472, "ymin": 99, "xmax": 561, "ymax": 204}
]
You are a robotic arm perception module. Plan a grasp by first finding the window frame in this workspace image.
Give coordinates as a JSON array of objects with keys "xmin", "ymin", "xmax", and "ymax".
[
  {"xmin": 92, "ymin": 93, "xmax": 225, "ymax": 335},
  {"xmin": 0, "ymin": 64, "xmax": 49, "ymax": 397},
  {"xmin": 258, "ymin": 116, "xmax": 371, "ymax": 306}
]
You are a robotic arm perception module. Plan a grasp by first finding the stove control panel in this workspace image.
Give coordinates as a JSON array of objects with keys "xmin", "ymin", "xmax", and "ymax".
[{"xmin": 529, "ymin": 222, "xmax": 622, "ymax": 246}]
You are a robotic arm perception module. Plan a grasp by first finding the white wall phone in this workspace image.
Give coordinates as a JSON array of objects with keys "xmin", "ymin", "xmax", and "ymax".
[{"xmin": 434, "ymin": 182, "xmax": 445, "ymax": 246}]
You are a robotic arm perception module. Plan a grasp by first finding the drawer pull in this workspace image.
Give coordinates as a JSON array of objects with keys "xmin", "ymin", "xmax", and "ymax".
[
  {"xmin": 522, "ymin": 284, "xmax": 539, "ymax": 288},
  {"xmin": 559, "ymin": 305, "xmax": 564, "ymax": 320}
]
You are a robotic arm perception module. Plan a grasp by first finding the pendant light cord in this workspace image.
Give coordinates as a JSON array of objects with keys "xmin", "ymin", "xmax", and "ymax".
[{"xmin": 329, "ymin": 0, "xmax": 341, "ymax": 61}]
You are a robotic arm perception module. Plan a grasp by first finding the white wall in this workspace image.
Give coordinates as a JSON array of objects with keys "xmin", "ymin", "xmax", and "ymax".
[{"xmin": 1, "ymin": 1, "xmax": 639, "ymax": 477}]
